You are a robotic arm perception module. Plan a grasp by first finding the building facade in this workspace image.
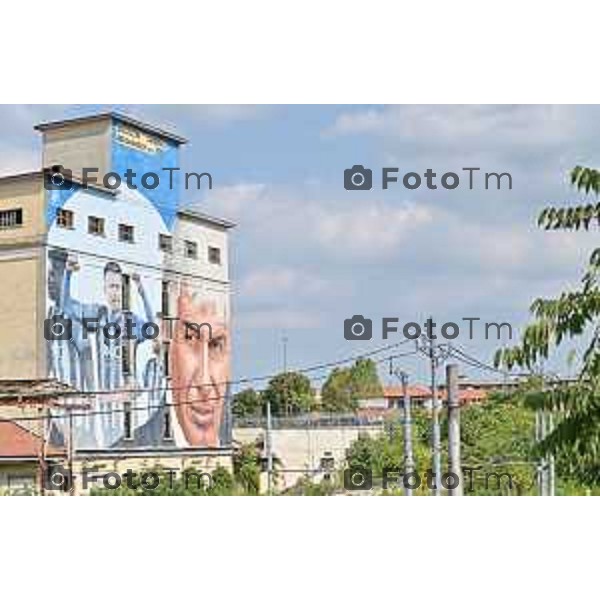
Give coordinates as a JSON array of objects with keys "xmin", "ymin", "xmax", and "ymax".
[{"xmin": 0, "ymin": 113, "xmax": 234, "ymax": 491}]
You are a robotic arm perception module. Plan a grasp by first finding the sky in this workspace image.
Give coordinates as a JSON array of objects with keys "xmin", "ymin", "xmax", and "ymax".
[{"xmin": 2, "ymin": 104, "xmax": 600, "ymax": 387}]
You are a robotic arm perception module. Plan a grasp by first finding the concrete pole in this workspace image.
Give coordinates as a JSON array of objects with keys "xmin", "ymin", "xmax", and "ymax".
[
  {"xmin": 430, "ymin": 333, "xmax": 442, "ymax": 496},
  {"xmin": 266, "ymin": 399, "xmax": 273, "ymax": 495},
  {"xmin": 446, "ymin": 363, "xmax": 462, "ymax": 496},
  {"xmin": 400, "ymin": 371, "xmax": 414, "ymax": 496}
]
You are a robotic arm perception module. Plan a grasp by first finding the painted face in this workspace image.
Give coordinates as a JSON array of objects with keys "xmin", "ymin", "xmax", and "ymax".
[
  {"xmin": 104, "ymin": 271, "xmax": 122, "ymax": 312},
  {"xmin": 170, "ymin": 288, "xmax": 229, "ymax": 447},
  {"xmin": 48, "ymin": 261, "xmax": 65, "ymax": 303}
]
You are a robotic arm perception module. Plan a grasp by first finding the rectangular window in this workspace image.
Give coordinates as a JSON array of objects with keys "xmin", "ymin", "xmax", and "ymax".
[
  {"xmin": 0, "ymin": 208, "xmax": 23, "ymax": 229},
  {"xmin": 88, "ymin": 216, "xmax": 105, "ymax": 236},
  {"xmin": 123, "ymin": 401, "xmax": 133, "ymax": 439},
  {"xmin": 184, "ymin": 240, "xmax": 198, "ymax": 259},
  {"xmin": 163, "ymin": 342, "xmax": 170, "ymax": 378},
  {"xmin": 118, "ymin": 223, "xmax": 135, "ymax": 243},
  {"xmin": 161, "ymin": 281, "xmax": 170, "ymax": 317},
  {"xmin": 159, "ymin": 234, "xmax": 173, "ymax": 253},
  {"xmin": 122, "ymin": 341, "xmax": 132, "ymax": 376},
  {"xmin": 163, "ymin": 409, "xmax": 173, "ymax": 440},
  {"xmin": 122, "ymin": 274, "xmax": 131, "ymax": 311},
  {"xmin": 56, "ymin": 208, "xmax": 74, "ymax": 229},
  {"xmin": 208, "ymin": 246, "xmax": 221, "ymax": 265}
]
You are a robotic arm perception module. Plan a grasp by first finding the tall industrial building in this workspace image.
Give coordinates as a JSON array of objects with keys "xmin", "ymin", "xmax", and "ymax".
[{"xmin": 0, "ymin": 113, "xmax": 234, "ymax": 492}]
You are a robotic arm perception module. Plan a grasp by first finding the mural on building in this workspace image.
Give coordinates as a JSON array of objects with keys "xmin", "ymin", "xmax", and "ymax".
[{"xmin": 44, "ymin": 119, "xmax": 231, "ymax": 450}]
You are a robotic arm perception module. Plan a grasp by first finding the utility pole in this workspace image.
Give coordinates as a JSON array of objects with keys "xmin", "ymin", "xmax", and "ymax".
[
  {"xmin": 282, "ymin": 335, "xmax": 288, "ymax": 373},
  {"xmin": 68, "ymin": 409, "xmax": 74, "ymax": 496},
  {"xmin": 266, "ymin": 399, "xmax": 273, "ymax": 495},
  {"xmin": 446, "ymin": 363, "xmax": 462, "ymax": 496},
  {"xmin": 37, "ymin": 403, "xmax": 46, "ymax": 496},
  {"xmin": 430, "ymin": 334, "xmax": 441, "ymax": 496},
  {"xmin": 397, "ymin": 369, "xmax": 414, "ymax": 496},
  {"xmin": 535, "ymin": 409, "xmax": 550, "ymax": 496},
  {"xmin": 416, "ymin": 319, "xmax": 450, "ymax": 497}
]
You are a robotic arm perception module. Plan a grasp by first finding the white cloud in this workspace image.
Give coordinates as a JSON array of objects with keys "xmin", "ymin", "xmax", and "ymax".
[
  {"xmin": 324, "ymin": 105, "xmax": 588, "ymax": 151},
  {"xmin": 239, "ymin": 267, "xmax": 333, "ymax": 298},
  {"xmin": 0, "ymin": 147, "xmax": 37, "ymax": 176},
  {"xmin": 236, "ymin": 309, "xmax": 321, "ymax": 330},
  {"xmin": 200, "ymin": 183, "xmax": 268, "ymax": 220},
  {"xmin": 314, "ymin": 202, "xmax": 434, "ymax": 258}
]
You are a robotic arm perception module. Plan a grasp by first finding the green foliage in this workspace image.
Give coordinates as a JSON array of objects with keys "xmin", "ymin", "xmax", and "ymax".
[
  {"xmin": 232, "ymin": 388, "xmax": 263, "ymax": 418},
  {"xmin": 90, "ymin": 467, "xmax": 235, "ymax": 496},
  {"xmin": 344, "ymin": 411, "xmax": 433, "ymax": 495},
  {"xmin": 232, "ymin": 443, "xmax": 261, "ymax": 495},
  {"xmin": 495, "ymin": 165, "xmax": 600, "ymax": 484},
  {"xmin": 286, "ymin": 475, "xmax": 338, "ymax": 496},
  {"xmin": 459, "ymin": 395, "xmax": 536, "ymax": 495},
  {"xmin": 320, "ymin": 358, "xmax": 383, "ymax": 412},
  {"xmin": 262, "ymin": 371, "xmax": 315, "ymax": 416}
]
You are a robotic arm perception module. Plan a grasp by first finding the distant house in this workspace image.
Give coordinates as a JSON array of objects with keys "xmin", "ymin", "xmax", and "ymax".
[
  {"xmin": 357, "ymin": 382, "xmax": 489, "ymax": 416},
  {"xmin": 0, "ymin": 378, "xmax": 72, "ymax": 494}
]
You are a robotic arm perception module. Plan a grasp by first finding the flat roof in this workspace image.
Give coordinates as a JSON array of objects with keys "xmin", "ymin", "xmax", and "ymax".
[
  {"xmin": 177, "ymin": 206, "xmax": 236, "ymax": 229},
  {"xmin": 34, "ymin": 111, "xmax": 188, "ymax": 145}
]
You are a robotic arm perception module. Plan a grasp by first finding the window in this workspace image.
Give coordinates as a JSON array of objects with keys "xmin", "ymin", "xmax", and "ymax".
[
  {"xmin": 123, "ymin": 401, "xmax": 133, "ymax": 439},
  {"xmin": 7, "ymin": 474, "xmax": 35, "ymax": 494},
  {"xmin": 118, "ymin": 223, "xmax": 135, "ymax": 243},
  {"xmin": 208, "ymin": 246, "xmax": 221, "ymax": 265},
  {"xmin": 184, "ymin": 240, "xmax": 198, "ymax": 259},
  {"xmin": 159, "ymin": 234, "xmax": 173, "ymax": 253},
  {"xmin": 161, "ymin": 281, "xmax": 170, "ymax": 317},
  {"xmin": 163, "ymin": 409, "xmax": 173, "ymax": 440},
  {"xmin": 122, "ymin": 274, "xmax": 131, "ymax": 311},
  {"xmin": 0, "ymin": 208, "xmax": 23, "ymax": 229},
  {"xmin": 56, "ymin": 208, "xmax": 74, "ymax": 229},
  {"xmin": 88, "ymin": 216, "xmax": 105, "ymax": 236},
  {"xmin": 122, "ymin": 341, "xmax": 132, "ymax": 376},
  {"xmin": 163, "ymin": 342, "xmax": 170, "ymax": 377}
]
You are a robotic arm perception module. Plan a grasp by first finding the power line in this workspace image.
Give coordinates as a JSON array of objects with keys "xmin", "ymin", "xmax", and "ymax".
[
  {"xmin": 0, "ymin": 349, "xmax": 419, "ymax": 424},
  {"xmin": 0, "ymin": 339, "xmax": 412, "ymax": 401}
]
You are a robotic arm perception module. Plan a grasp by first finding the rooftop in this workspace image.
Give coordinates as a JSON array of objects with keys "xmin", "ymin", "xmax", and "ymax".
[
  {"xmin": 34, "ymin": 111, "xmax": 188, "ymax": 145},
  {"xmin": 0, "ymin": 378, "xmax": 75, "ymax": 402},
  {"xmin": 0, "ymin": 421, "xmax": 64, "ymax": 459},
  {"xmin": 177, "ymin": 206, "xmax": 237, "ymax": 229}
]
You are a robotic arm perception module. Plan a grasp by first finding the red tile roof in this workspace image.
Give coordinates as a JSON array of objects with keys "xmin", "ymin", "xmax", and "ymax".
[
  {"xmin": 0, "ymin": 421, "xmax": 64, "ymax": 459},
  {"xmin": 383, "ymin": 385, "xmax": 487, "ymax": 404},
  {"xmin": 384, "ymin": 385, "xmax": 432, "ymax": 398}
]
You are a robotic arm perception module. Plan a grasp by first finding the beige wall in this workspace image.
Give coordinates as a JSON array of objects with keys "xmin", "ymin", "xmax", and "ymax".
[
  {"xmin": 0, "ymin": 174, "xmax": 45, "ymax": 245},
  {"xmin": 0, "ymin": 253, "xmax": 44, "ymax": 379},
  {"xmin": 42, "ymin": 118, "xmax": 112, "ymax": 182},
  {"xmin": 234, "ymin": 425, "xmax": 384, "ymax": 491},
  {"xmin": 0, "ymin": 174, "xmax": 46, "ymax": 379}
]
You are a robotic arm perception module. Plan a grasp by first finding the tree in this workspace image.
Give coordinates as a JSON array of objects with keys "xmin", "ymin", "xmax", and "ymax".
[
  {"xmin": 232, "ymin": 388, "xmax": 263, "ymax": 419},
  {"xmin": 459, "ymin": 394, "xmax": 537, "ymax": 495},
  {"xmin": 496, "ymin": 166, "xmax": 600, "ymax": 484},
  {"xmin": 320, "ymin": 359, "xmax": 383, "ymax": 412},
  {"xmin": 232, "ymin": 442, "xmax": 261, "ymax": 495},
  {"xmin": 262, "ymin": 371, "xmax": 314, "ymax": 416}
]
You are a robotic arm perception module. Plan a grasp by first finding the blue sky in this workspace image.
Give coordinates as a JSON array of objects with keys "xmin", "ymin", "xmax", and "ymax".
[{"xmin": 3, "ymin": 104, "xmax": 600, "ymax": 387}]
